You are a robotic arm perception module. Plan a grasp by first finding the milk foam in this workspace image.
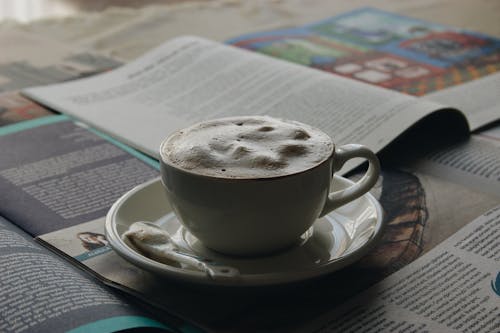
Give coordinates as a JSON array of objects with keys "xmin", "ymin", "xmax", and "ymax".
[{"xmin": 161, "ymin": 116, "xmax": 333, "ymax": 178}]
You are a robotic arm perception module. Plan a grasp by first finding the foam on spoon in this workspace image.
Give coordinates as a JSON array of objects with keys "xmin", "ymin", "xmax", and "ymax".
[{"xmin": 161, "ymin": 116, "xmax": 333, "ymax": 178}]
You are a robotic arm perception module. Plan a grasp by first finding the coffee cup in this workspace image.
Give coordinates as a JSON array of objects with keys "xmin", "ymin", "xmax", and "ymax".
[{"xmin": 159, "ymin": 116, "xmax": 380, "ymax": 256}]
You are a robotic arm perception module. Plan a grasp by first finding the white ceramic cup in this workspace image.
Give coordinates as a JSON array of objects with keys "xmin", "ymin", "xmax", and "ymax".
[{"xmin": 160, "ymin": 118, "xmax": 380, "ymax": 256}]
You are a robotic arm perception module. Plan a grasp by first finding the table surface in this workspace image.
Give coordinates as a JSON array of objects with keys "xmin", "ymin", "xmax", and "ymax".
[
  {"xmin": 1, "ymin": 0, "xmax": 499, "ymax": 34},
  {"xmin": 0, "ymin": 0, "xmax": 199, "ymax": 22},
  {"xmin": 1, "ymin": 0, "xmax": 499, "ymax": 63}
]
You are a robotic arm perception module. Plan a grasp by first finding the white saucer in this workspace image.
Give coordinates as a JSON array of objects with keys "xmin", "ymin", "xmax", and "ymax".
[{"xmin": 105, "ymin": 176, "xmax": 384, "ymax": 286}]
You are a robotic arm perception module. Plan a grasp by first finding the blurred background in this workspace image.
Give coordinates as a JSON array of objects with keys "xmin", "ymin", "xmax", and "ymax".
[{"xmin": 0, "ymin": 0, "xmax": 201, "ymax": 22}]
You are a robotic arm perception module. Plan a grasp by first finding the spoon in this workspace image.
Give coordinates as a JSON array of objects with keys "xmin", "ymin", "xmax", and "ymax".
[{"xmin": 122, "ymin": 221, "xmax": 239, "ymax": 279}]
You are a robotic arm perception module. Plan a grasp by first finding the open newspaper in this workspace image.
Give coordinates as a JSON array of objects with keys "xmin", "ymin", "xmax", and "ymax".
[
  {"xmin": 1, "ymin": 7, "xmax": 499, "ymax": 332},
  {"xmin": 300, "ymin": 206, "xmax": 500, "ymax": 333},
  {"xmin": 0, "ymin": 116, "xmax": 205, "ymax": 333},
  {"xmin": 14, "ymin": 37, "xmax": 451, "ymax": 161},
  {"xmin": 0, "ymin": 217, "xmax": 171, "ymax": 333},
  {"xmin": 21, "ymin": 12, "xmax": 500, "ymax": 165},
  {"xmin": 22, "ymin": 35, "xmax": 467, "ymax": 171},
  {"xmin": 227, "ymin": 8, "xmax": 500, "ymax": 131}
]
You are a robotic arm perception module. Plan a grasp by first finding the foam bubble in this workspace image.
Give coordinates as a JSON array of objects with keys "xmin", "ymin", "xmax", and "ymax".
[{"xmin": 161, "ymin": 116, "xmax": 333, "ymax": 178}]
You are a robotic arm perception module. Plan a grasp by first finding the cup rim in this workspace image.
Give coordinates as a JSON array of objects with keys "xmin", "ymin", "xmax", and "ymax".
[{"xmin": 159, "ymin": 116, "xmax": 335, "ymax": 181}]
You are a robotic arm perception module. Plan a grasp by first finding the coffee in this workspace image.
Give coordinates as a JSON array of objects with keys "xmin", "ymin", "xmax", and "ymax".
[{"xmin": 161, "ymin": 116, "xmax": 333, "ymax": 178}]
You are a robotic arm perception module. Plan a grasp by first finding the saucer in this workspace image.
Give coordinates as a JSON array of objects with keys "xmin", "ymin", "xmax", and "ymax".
[{"xmin": 105, "ymin": 176, "xmax": 384, "ymax": 286}]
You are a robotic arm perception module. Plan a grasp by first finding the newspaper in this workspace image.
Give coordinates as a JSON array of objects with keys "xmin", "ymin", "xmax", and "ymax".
[
  {"xmin": 1, "ymin": 7, "xmax": 500, "ymax": 332},
  {"xmin": 22, "ymin": 36, "xmax": 452, "ymax": 169},
  {"xmin": 413, "ymin": 130, "xmax": 500, "ymax": 197},
  {"xmin": 228, "ymin": 7, "xmax": 500, "ymax": 130},
  {"xmin": 300, "ymin": 206, "xmax": 500, "ymax": 333},
  {"xmin": 0, "ymin": 216, "xmax": 172, "ymax": 333}
]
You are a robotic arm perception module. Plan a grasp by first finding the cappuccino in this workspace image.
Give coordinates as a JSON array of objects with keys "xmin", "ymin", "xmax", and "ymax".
[{"xmin": 161, "ymin": 116, "xmax": 333, "ymax": 178}]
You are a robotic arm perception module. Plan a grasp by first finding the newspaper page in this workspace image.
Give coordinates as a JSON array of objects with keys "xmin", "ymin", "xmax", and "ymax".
[
  {"xmin": 0, "ymin": 115, "xmax": 159, "ymax": 235},
  {"xmin": 300, "ymin": 205, "xmax": 500, "ymax": 333},
  {"xmin": 426, "ymin": 73, "xmax": 500, "ymax": 131},
  {"xmin": 23, "ymin": 36, "xmax": 453, "ymax": 173},
  {"xmin": 0, "ymin": 216, "xmax": 170, "ymax": 333},
  {"xmin": 411, "ymin": 124, "xmax": 500, "ymax": 197},
  {"xmin": 228, "ymin": 7, "xmax": 500, "ymax": 130},
  {"xmin": 0, "ymin": 115, "xmax": 211, "ymax": 330},
  {"xmin": 0, "ymin": 92, "xmax": 53, "ymax": 127}
]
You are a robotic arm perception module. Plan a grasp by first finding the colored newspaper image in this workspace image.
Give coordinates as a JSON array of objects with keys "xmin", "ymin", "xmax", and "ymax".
[
  {"xmin": 0, "ymin": 92, "xmax": 53, "ymax": 127},
  {"xmin": 228, "ymin": 7, "xmax": 500, "ymax": 96}
]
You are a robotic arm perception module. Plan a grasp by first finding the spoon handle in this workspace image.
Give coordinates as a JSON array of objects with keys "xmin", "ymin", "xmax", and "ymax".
[{"xmin": 168, "ymin": 249, "xmax": 239, "ymax": 279}]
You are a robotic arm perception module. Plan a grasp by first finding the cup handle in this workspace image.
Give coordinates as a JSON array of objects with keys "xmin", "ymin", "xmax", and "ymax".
[{"xmin": 319, "ymin": 144, "xmax": 380, "ymax": 217}]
